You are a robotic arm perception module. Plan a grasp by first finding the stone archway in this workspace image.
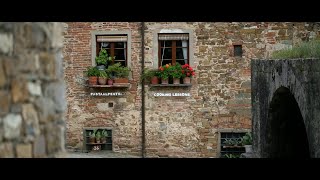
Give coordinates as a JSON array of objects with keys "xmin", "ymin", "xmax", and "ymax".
[
  {"xmin": 265, "ymin": 86, "xmax": 309, "ymax": 158},
  {"xmin": 251, "ymin": 59, "xmax": 320, "ymax": 158}
]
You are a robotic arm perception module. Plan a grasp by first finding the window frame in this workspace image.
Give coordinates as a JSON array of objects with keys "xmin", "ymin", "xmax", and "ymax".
[
  {"xmin": 217, "ymin": 129, "xmax": 251, "ymax": 158},
  {"xmin": 91, "ymin": 30, "xmax": 131, "ymax": 70},
  {"xmin": 152, "ymin": 29, "xmax": 194, "ymax": 69},
  {"xmin": 158, "ymin": 35, "xmax": 190, "ymax": 66},
  {"xmin": 96, "ymin": 39, "xmax": 128, "ymax": 67}
]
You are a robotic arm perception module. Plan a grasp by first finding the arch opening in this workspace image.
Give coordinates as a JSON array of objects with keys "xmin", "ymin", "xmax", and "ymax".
[{"xmin": 265, "ymin": 86, "xmax": 310, "ymax": 158}]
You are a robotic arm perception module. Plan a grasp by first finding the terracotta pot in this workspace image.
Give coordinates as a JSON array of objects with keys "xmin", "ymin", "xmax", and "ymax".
[
  {"xmin": 114, "ymin": 78, "xmax": 129, "ymax": 83},
  {"xmin": 173, "ymin": 78, "xmax": 180, "ymax": 84},
  {"xmin": 89, "ymin": 76, "xmax": 98, "ymax": 85},
  {"xmin": 161, "ymin": 78, "xmax": 168, "ymax": 84},
  {"xmin": 183, "ymin": 77, "xmax": 191, "ymax": 84},
  {"xmin": 107, "ymin": 79, "xmax": 113, "ymax": 85},
  {"xmin": 89, "ymin": 137, "xmax": 95, "ymax": 144},
  {"xmin": 150, "ymin": 76, "xmax": 159, "ymax": 84},
  {"xmin": 98, "ymin": 77, "xmax": 107, "ymax": 85}
]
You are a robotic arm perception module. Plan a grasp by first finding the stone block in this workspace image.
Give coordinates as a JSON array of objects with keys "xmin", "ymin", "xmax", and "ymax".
[
  {"xmin": 3, "ymin": 114, "xmax": 22, "ymax": 140},
  {"xmin": 16, "ymin": 144, "xmax": 32, "ymax": 158},
  {"xmin": 0, "ymin": 143, "xmax": 14, "ymax": 158}
]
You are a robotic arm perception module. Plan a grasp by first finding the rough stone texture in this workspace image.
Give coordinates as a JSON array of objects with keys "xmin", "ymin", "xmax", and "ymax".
[
  {"xmin": 0, "ymin": 142, "xmax": 14, "ymax": 158},
  {"xmin": 45, "ymin": 123, "xmax": 65, "ymax": 155},
  {"xmin": 64, "ymin": 22, "xmax": 320, "ymax": 157},
  {"xmin": 0, "ymin": 22, "xmax": 66, "ymax": 158},
  {"xmin": 27, "ymin": 82, "xmax": 42, "ymax": 96},
  {"xmin": 3, "ymin": 114, "xmax": 22, "ymax": 140},
  {"xmin": 33, "ymin": 135, "xmax": 46, "ymax": 158},
  {"xmin": 252, "ymin": 59, "xmax": 320, "ymax": 158},
  {"xmin": 22, "ymin": 104, "xmax": 40, "ymax": 141},
  {"xmin": 0, "ymin": 61, "xmax": 6, "ymax": 87},
  {"xmin": 11, "ymin": 78, "xmax": 28, "ymax": 103},
  {"xmin": 0, "ymin": 91, "xmax": 10, "ymax": 115},
  {"xmin": 0, "ymin": 33, "xmax": 13, "ymax": 55},
  {"xmin": 16, "ymin": 144, "xmax": 32, "ymax": 158}
]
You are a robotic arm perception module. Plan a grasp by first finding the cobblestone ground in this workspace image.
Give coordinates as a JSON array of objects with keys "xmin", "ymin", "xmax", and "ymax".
[{"xmin": 56, "ymin": 150, "xmax": 141, "ymax": 158}]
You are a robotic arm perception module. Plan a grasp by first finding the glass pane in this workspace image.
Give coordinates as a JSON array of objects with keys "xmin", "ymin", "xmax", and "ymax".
[
  {"xmin": 114, "ymin": 49, "xmax": 126, "ymax": 60},
  {"xmin": 101, "ymin": 42, "xmax": 110, "ymax": 48},
  {"xmin": 161, "ymin": 60, "xmax": 172, "ymax": 66},
  {"xmin": 176, "ymin": 60, "xmax": 186, "ymax": 65},
  {"xmin": 234, "ymin": 45, "xmax": 242, "ymax": 57},
  {"xmin": 160, "ymin": 48, "xmax": 172, "ymax": 59},
  {"xmin": 176, "ymin": 48, "xmax": 188, "ymax": 59},
  {"xmin": 176, "ymin": 40, "xmax": 188, "ymax": 47},
  {"xmin": 160, "ymin": 41, "xmax": 172, "ymax": 47},
  {"xmin": 114, "ymin": 42, "xmax": 126, "ymax": 48}
]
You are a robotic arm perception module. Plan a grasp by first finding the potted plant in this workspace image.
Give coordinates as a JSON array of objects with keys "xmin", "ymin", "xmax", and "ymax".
[
  {"xmin": 158, "ymin": 64, "xmax": 171, "ymax": 84},
  {"xmin": 88, "ymin": 129, "xmax": 96, "ymax": 143},
  {"xmin": 98, "ymin": 70, "xmax": 108, "ymax": 85},
  {"xmin": 95, "ymin": 131, "xmax": 101, "ymax": 143},
  {"xmin": 106, "ymin": 63, "xmax": 130, "ymax": 84},
  {"xmin": 101, "ymin": 129, "xmax": 108, "ymax": 144},
  {"xmin": 86, "ymin": 66, "xmax": 99, "ymax": 85},
  {"xmin": 141, "ymin": 68, "xmax": 160, "ymax": 84},
  {"xmin": 95, "ymin": 49, "xmax": 114, "ymax": 70},
  {"xmin": 169, "ymin": 63, "xmax": 183, "ymax": 84},
  {"xmin": 241, "ymin": 132, "xmax": 253, "ymax": 153},
  {"xmin": 181, "ymin": 64, "xmax": 195, "ymax": 84}
]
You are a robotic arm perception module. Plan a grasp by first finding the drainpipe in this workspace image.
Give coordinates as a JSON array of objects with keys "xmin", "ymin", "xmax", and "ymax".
[{"xmin": 141, "ymin": 22, "xmax": 146, "ymax": 158}]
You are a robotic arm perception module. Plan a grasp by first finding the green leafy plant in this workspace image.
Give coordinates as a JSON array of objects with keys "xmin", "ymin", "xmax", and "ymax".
[
  {"xmin": 95, "ymin": 131, "xmax": 101, "ymax": 139},
  {"xmin": 106, "ymin": 63, "xmax": 130, "ymax": 78},
  {"xmin": 141, "ymin": 68, "xmax": 161, "ymax": 82},
  {"xmin": 169, "ymin": 63, "xmax": 183, "ymax": 78},
  {"xmin": 225, "ymin": 154, "xmax": 240, "ymax": 158},
  {"xmin": 95, "ymin": 49, "xmax": 115, "ymax": 65},
  {"xmin": 101, "ymin": 130, "xmax": 108, "ymax": 138},
  {"xmin": 271, "ymin": 40, "xmax": 320, "ymax": 59},
  {"xmin": 86, "ymin": 66, "xmax": 99, "ymax": 77},
  {"xmin": 241, "ymin": 132, "xmax": 253, "ymax": 146},
  {"xmin": 158, "ymin": 64, "xmax": 171, "ymax": 80},
  {"xmin": 98, "ymin": 70, "xmax": 108, "ymax": 78},
  {"xmin": 89, "ymin": 131, "xmax": 95, "ymax": 138}
]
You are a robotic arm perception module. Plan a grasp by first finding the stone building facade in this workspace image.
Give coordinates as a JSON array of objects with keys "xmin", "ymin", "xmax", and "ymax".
[
  {"xmin": 0, "ymin": 22, "xmax": 66, "ymax": 157},
  {"xmin": 63, "ymin": 22, "xmax": 320, "ymax": 157}
]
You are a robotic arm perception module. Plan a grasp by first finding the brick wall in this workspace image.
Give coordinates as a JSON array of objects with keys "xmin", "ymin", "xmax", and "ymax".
[
  {"xmin": 0, "ymin": 22, "xmax": 65, "ymax": 158},
  {"xmin": 63, "ymin": 22, "xmax": 142, "ymax": 155},
  {"xmin": 64, "ymin": 22, "xmax": 320, "ymax": 157}
]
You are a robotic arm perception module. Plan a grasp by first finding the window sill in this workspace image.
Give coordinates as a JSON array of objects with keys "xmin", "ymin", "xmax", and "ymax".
[
  {"xmin": 87, "ymin": 83, "xmax": 130, "ymax": 88},
  {"xmin": 149, "ymin": 84, "xmax": 192, "ymax": 87}
]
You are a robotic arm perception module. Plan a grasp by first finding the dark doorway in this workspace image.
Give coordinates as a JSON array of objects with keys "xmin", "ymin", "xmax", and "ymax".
[{"xmin": 266, "ymin": 86, "xmax": 310, "ymax": 158}]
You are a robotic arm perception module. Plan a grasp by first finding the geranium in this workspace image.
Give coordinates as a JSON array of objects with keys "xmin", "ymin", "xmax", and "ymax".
[
  {"xmin": 181, "ymin": 64, "xmax": 195, "ymax": 78},
  {"xmin": 158, "ymin": 63, "xmax": 171, "ymax": 80}
]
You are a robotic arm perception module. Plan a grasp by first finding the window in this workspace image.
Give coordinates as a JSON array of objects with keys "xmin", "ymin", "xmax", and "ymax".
[
  {"xmin": 158, "ymin": 33, "xmax": 189, "ymax": 66},
  {"xmin": 220, "ymin": 132, "xmax": 246, "ymax": 158},
  {"xmin": 234, "ymin": 45, "xmax": 243, "ymax": 57},
  {"xmin": 96, "ymin": 35, "xmax": 128, "ymax": 67}
]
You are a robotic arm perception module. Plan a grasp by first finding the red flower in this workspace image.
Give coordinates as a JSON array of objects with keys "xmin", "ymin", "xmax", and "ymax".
[{"xmin": 181, "ymin": 64, "xmax": 195, "ymax": 78}]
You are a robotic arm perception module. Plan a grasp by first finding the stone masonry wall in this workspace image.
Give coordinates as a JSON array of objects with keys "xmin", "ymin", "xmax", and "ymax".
[
  {"xmin": 63, "ymin": 23, "xmax": 142, "ymax": 155},
  {"xmin": 143, "ymin": 22, "xmax": 320, "ymax": 157},
  {"xmin": 0, "ymin": 22, "xmax": 66, "ymax": 158},
  {"xmin": 64, "ymin": 22, "xmax": 320, "ymax": 157}
]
